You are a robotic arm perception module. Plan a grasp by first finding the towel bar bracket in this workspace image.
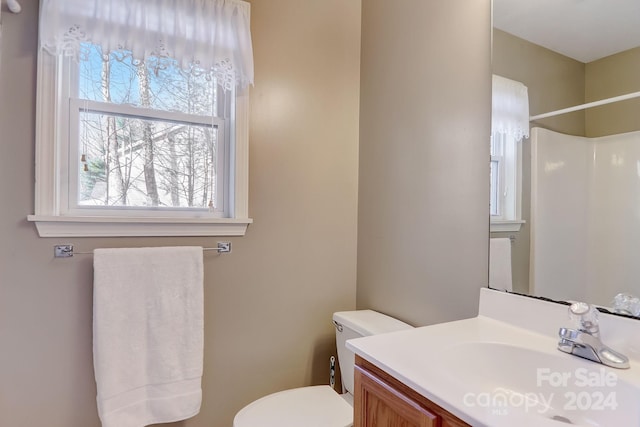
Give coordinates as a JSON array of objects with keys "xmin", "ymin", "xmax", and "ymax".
[
  {"xmin": 215, "ymin": 242, "xmax": 231, "ymax": 253},
  {"xmin": 54, "ymin": 244, "xmax": 74, "ymax": 258}
]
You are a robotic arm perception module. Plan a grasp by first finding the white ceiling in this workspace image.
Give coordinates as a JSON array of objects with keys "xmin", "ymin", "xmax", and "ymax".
[{"xmin": 493, "ymin": 0, "xmax": 640, "ymax": 63}]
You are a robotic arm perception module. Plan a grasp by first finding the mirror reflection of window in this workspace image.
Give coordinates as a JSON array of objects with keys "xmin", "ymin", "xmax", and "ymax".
[
  {"xmin": 490, "ymin": 132, "xmax": 517, "ymax": 220},
  {"xmin": 490, "ymin": 75, "xmax": 529, "ymax": 232}
]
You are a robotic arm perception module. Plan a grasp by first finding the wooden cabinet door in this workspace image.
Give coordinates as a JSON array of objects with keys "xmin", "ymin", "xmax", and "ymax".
[{"xmin": 354, "ymin": 365, "xmax": 439, "ymax": 427}]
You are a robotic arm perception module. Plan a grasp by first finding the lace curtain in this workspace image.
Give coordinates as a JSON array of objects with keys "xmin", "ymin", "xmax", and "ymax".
[
  {"xmin": 38, "ymin": 0, "xmax": 254, "ymax": 90},
  {"xmin": 492, "ymin": 75, "xmax": 530, "ymax": 141}
]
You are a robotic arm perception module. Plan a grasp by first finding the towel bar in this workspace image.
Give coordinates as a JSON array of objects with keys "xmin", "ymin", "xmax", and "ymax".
[{"xmin": 54, "ymin": 242, "xmax": 231, "ymax": 258}]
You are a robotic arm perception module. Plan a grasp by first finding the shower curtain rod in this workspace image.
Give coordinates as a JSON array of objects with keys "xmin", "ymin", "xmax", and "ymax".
[{"xmin": 530, "ymin": 91, "xmax": 640, "ymax": 121}]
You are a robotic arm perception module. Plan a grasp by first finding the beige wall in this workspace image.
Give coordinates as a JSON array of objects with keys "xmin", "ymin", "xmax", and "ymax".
[
  {"xmin": 491, "ymin": 29, "xmax": 585, "ymax": 294},
  {"xmin": 586, "ymin": 47, "xmax": 640, "ymax": 137},
  {"xmin": 356, "ymin": 0, "xmax": 491, "ymax": 326},
  {"xmin": 493, "ymin": 29, "xmax": 586, "ymax": 137},
  {"xmin": 0, "ymin": 1, "xmax": 361, "ymax": 426}
]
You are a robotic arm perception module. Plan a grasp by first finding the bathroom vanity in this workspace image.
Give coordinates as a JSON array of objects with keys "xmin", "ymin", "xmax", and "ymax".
[
  {"xmin": 354, "ymin": 355, "xmax": 469, "ymax": 426},
  {"xmin": 347, "ymin": 288, "xmax": 640, "ymax": 427}
]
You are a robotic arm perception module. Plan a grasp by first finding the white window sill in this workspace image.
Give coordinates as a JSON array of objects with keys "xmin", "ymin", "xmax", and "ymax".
[
  {"xmin": 490, "ymin": 219, "xmax": 525, "ymax": 233},
  {"xmin": 27, "ymin": 215, "xmax": 252, "ymax": 237}
]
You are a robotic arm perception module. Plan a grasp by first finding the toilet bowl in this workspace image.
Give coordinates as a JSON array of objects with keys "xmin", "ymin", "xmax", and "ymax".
[
  {"xmin": 232, "ymin": 385, "xmax": 352, "ymax": 427},
  {"xmin": 233, "ymin": 310, "xmax": 413, "ymax": 427}
]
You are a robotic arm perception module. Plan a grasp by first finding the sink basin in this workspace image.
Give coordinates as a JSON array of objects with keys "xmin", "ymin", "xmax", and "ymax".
[
  {"xmin": 346, "ymin": 290, "xmax": 640, "ymax": 427},
  {"xmin": 436, "ymin": 342, "xmax": 640, "ymax": 426}
]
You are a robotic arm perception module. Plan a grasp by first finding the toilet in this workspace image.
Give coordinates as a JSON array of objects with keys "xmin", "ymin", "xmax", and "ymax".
[{"xmin": 233, "ymin": 310, "xmax": 413, "ymax": 427}]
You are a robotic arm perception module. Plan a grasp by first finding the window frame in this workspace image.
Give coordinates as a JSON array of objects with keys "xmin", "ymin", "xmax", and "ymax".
[
  {"xmin": 490, "ymin": 132, "xmax": 525, "ymax": 232},
  {"xmin": 28, "ymin": 50, "xmax": 252, "ymax": 237},
  {"xmin": 67, "ymin": 99, "xmax": 228, "ymax": 217},
  {"xmin": 489, "ymin": 155, "xmax": 502, "ymax": 217}
]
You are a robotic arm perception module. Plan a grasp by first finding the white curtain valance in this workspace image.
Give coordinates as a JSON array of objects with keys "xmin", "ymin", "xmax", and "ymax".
[
  {"xmin": 38, "ymin": 0, "xmax": 254, "ymax": 90},
  {"xmin": 492, "ymin": 75, "xmax": 529, "ymax": 141}
]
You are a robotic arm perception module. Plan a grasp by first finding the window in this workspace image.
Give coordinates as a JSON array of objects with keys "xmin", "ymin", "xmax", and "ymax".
[
  {"xmin": 490, "ymin": 132, "xmax": 522, "ymax": 222},
  {"xmin": 28, "ymin": 0, "xmax": 254, "ymax": 237},
  {"xmin": 490, "ymin": 75, "xmax": 529, "ymax": 232},
  {"xmin": 74, "ymin": 43, "xmax": 228, "ymax": 214}
]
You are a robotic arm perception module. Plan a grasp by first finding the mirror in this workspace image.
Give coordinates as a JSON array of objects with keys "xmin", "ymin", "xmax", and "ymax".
[{"xmin": 490, "ymin": 0, "xmax": 640, "ymax": 316}]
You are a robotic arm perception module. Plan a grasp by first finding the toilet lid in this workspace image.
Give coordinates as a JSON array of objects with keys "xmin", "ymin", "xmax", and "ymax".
[{"xmin": 233, "ymin": 385, "xmax": 353, "ymax": 427}]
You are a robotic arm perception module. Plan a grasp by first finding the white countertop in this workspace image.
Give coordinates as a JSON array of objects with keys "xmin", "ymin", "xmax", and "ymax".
[{"xmin": 346, "ymin": 289, "xmax": 640, "ymax": 427}]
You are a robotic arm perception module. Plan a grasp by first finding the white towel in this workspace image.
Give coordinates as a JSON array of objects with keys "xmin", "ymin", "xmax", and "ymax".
[
  {"xmin": 93, "ymin": 247, "xmax": 204, "ymax": 427},
  {"xmin": 489, "ymin": 238, "xmax": 513, "ymax": 291}
]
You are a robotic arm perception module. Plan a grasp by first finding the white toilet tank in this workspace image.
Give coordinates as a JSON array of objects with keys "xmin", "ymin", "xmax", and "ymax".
[
  {"xmin": 332, "ymin": 310, "xmax": 412, "ymax": 397},
  {"xmin": 233, "ymin": 309, "xmax": 413, "ymax": 427}
]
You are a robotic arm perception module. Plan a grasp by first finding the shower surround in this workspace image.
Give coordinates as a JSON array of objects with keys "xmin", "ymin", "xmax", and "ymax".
[{"xmin": 530, "ymin": 127, "xmax": 640, "ymax": 306}]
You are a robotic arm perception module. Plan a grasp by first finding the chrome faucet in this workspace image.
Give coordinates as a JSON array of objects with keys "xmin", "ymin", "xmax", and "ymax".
[{"xmin": 558, "ymin": 302, "xmax": 630, "ymax": 369}]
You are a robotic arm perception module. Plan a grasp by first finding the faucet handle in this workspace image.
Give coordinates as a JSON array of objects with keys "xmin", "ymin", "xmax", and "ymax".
[{"xmin": 568, "ymin": 302, "xmax": 599, "ymax": 337}]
